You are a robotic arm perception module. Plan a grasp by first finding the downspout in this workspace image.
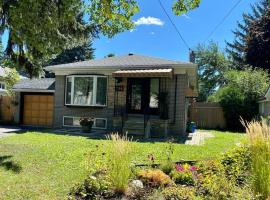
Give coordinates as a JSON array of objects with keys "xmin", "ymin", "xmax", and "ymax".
[{"xmin": 173, "ymin": 75, "xmax": 177, "ymax": 124}]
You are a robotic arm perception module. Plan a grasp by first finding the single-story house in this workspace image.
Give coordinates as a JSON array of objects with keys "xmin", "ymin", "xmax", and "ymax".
[
  {"xmin": 259, "ymin": 86, "xmax": 270, "ymax": 117},
  {"xmin": 12, "ymin": 54, "xmax": 198, "ymax": 137}
]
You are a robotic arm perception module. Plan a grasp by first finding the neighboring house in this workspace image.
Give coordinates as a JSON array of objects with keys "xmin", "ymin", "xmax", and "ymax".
[
  {"xmin": 12, "ymin": 54, "xmax": 198, "ymax": 137},
  {"xmin": 0, "ymin": 67, "xmax": 8, "ymax": 95},
  {"xmin": 259, "ymin": 86, "xmax": 270, "ymax": 117}
]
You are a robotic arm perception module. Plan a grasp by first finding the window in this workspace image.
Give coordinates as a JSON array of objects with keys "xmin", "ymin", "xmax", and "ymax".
[
  {"xmin": 149, "ymin": 78, "xmax": 159, "ymax": 108},
  {"xmin": 0, "ymin": 82, "xmax": 6, "ymax": 90},
  {"xmin": 66, "ymin": 75, "xmax": 107, "ymax": 106},
  {"xmin": 63, "ymin": 116, "xmax": 107, "ymax": 129}
]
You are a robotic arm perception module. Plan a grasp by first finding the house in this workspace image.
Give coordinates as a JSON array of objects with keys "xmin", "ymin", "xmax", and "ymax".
[
  {"xmin": 259, "ymin": 86, "xmax": 270, "ymax": 117},
  {"xmin": 12, "ymin": 54, "xmax": 198, "ymax": 137}
]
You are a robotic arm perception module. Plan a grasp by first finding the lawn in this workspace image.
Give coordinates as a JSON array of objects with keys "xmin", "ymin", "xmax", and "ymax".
[{"xmin": 0, "ymin": 131, "xmax": 245, "ymax": 200}]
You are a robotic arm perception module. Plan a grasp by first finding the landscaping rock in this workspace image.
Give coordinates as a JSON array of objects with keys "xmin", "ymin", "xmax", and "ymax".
[{"xmin": 129, "ymin": 180, "xmax": 144, "ymax": 189}]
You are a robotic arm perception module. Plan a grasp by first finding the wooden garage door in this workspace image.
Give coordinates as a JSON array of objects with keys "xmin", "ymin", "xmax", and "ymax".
[{"xmin": 23, "ymin": 94, "xmax": 54, "ymax": 126}]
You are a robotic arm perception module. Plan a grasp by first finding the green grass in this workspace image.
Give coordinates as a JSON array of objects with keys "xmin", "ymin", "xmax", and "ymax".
[{"xmin": 0, "ymin": 130, "xmax": 245, "ymax": 199}]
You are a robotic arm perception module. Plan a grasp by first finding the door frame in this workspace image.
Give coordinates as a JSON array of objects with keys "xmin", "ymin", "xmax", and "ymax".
[{"xmin": 126, "ymin": 78, "xmax": 159, "ymax": 115}]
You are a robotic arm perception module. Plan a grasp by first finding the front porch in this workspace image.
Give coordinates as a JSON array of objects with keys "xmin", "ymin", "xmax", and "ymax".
[{"xmin": 112, "ymin": 69, "xmax": 173, "ymax": 138}]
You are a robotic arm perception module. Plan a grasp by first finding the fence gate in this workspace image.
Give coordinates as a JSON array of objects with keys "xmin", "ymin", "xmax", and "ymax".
[{"xmin": 0, "ymin": 95, "xmax": 14, "ymax": 122}]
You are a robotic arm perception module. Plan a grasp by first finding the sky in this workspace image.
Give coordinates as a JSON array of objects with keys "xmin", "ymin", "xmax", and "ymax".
[
  {"xmin": 94, "ymin": 0, "xmax": 258, "ymax": 62},
  {"xmin": 1, "ymin": 0, "xmax": 259, "ymax": 62}
]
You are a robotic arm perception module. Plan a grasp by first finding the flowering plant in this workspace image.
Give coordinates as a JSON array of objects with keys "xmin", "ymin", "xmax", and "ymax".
[
  {"xmin": 79, "ymin": 117, "xmax": 94, "ymax": 127},
  {"xmin": 170, "ymin": 163, "xmax": 198, "ymax": 185}
]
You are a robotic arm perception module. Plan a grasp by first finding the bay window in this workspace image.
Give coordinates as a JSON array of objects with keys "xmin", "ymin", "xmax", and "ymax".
[{"xmin": 65, "ymin": 75, "xmax": 107, "ymax": 106}]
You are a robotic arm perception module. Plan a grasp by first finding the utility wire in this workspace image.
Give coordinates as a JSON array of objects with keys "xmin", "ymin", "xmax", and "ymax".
[
  {"xmin": 204, "ymin": 0, "xmax": 243, "ymax": 42},
  {"xmin": 158, "ymin": 0, "xmax": 191, "ymax": 50}
]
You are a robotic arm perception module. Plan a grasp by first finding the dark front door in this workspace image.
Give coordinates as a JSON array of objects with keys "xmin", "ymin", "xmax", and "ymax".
[{"xmin": 127, "ymin": 78, "xmax": 159, "ymax": 114}]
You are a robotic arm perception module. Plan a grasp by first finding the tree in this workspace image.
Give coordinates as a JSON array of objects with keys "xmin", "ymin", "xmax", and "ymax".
[
  {"xmin": 195, "ymin": 41, "xmax": 229, "ymax": 102},
  {"xmin": 47, "ymin": 40, "xmax": 95, "ymax": 66},
  {"xmin": 106, "ymin": 53, "xmax": 115, "ymax": 58},
  {"xmin": 226, "ymin": 0, "xmax": 269, "ymax": 69},
  {"xmin": 0, "ymin": 0, "xmax": 201, "ymax": 78},
  {"xmin": 209, "ymin": 68, "xmax": 269, "ymax": 130},
  {"xmin": 246, "ymin": 8, "xmax": 270, "ymax": 70}
]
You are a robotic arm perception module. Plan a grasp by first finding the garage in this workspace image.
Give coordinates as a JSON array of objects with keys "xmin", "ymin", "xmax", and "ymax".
[
  {"xmin": 23, "ymin": 94, "xmax": 54, "ymax": 126},
  {"xmin": 12, "ymin": 78, "xmax": 55, "ymax": 127}
]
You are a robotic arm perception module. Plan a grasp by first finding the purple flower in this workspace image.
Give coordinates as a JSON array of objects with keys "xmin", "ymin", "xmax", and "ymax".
[
  {"xmin": 189, "ymin": 165, "xmax": 198, "ymax": 172},
  {"xmin": 175, "ymin": 164, "xmax": 184, "ymax": 172}
]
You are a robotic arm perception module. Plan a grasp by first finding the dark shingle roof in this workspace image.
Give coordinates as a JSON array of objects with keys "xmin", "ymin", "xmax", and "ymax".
[
  {"xmin": 46, "ymin": 54, "xmax": 193, "ymax": 70},
  {"xmin": 13, "ymin": 78, "xmax": 55, "ymax": 91}
]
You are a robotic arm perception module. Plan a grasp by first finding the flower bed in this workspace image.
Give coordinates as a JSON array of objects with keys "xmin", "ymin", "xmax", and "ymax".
[{"xmin": 68, "ymin": 133, "xmax": 258, "ymax": 200}]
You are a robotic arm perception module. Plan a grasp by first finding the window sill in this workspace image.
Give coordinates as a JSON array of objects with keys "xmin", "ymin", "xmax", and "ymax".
[{"xmin": 65, "ymin": 104, "xmax": 107, "ymax": 108}]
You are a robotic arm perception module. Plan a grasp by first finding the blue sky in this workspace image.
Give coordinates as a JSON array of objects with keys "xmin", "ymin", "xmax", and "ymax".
[
  {"xmin": 94, "ymin": 0, "xmax": 258, "ymax": 61},
  {"xmin": 1, "ymin": 0, "xmax": 258, "ymax": 62}
]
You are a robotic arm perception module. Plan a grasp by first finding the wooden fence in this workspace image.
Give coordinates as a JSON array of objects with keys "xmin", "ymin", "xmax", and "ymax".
[
  {"xmin": 0, "ymin": 95, "xmax": 14, "ymax": 122},
  {"xmin": 190, "ymin": 102, "xmax": 226, "ymax": 129}
]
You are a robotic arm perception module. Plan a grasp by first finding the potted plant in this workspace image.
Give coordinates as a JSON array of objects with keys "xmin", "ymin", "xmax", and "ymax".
[{"xmin": 79, "ymin": 117, "xmax": 94, "ymax": 133}]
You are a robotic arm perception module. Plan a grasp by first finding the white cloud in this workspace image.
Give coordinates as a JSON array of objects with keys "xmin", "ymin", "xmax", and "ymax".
[
  {"xmin": 149, "ymin": 31, "xmax": 155, "ymax": 35},
  {"xmin": 134, "ymin": 17, "xmax": 164, "ymax": 26}
]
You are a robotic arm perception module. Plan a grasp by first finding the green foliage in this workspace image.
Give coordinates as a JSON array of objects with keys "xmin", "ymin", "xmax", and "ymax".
[
  {"xmin": 2, "ymin": 68, "xmax": 20, "ymax": 96},
  {"xmin": 244, "ymin": 120, "xmax": 270, "ymax": 199},
  {"xmin": 160, "ymin": 141, "xmax": 175, "ymax": 174},
  {"xmin": 226, "ymin": 0, "xmax": 269, "ymax": 69},
  {"xmin": 161, "ymin": 186, "xmax": 197, "ymax": 200},
  {"xmin": 246, "ymin": 8, "xmax": 270, "ymax": 70},
  {"xmin": 46, "ymin": 41, "xmax": 95, "ymax": 66},
  {"xmin": 196, "ymin": 160, "xmax": 254, "ymax": 200},
  {"xmin": 106, "ymin": 133, "xmax": 134, "ymax": 194},
  {"xmin": 195, "ymin": 41, "xmax": 230, "ymax": 102},
  {"xmin": 221, "ymin": 146, "xmax": 251, "ymax": 185},
  {"xmin": 173, "ymin": 0, "xmax": 201, "ymax": 16},
  {"xmin": 209, "ymin": 68, "xmax": 269, "ymax": 130},
  {"xmin": 69, "ymin": 174, "xmax": 111, "ymax": 200},
  {"xmin": 170, "ymin": 169, "xmax": 194, "ymax": 185}
]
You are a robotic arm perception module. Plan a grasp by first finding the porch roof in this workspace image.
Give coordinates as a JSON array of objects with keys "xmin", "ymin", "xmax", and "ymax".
[{"xmin": 112, "ymin": 68, "xmax": 173, "ymax": 78}]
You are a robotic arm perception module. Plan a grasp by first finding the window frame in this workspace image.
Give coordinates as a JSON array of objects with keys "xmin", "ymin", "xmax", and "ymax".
[
  {"xmin": 62, "ymin": 116, "xmax": 107, "ymax": 129},
  {"xmin": 0, "ymin": 81, "xmax": 6, "ymax": 90},
  {"xmin": 65, "ymin": 75, "xmax": 108, "ymax": 107}
]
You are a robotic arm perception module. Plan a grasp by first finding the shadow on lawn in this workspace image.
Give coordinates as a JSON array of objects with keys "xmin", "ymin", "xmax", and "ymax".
[{"xmin": 0, "ymin": 155, "xmax": 22, "ymax": 173}]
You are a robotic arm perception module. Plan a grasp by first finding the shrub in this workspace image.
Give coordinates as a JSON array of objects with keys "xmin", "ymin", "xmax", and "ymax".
[
  {"xmin": 138, "ymin": 169, "xmax": 172, "ymax": 187},
  {"xmin": 221, "ymin": 145, "xmax": 251, "ymax": 185},
  {"xmin": 208, "ymin": 68, "xmax": 269, "ymax": 131},
  {"xmin": 161, "ymin": 186, "xmax": 197, "ymax": 200},
  {"xmin": 170, "ymin": 164, "xmax": 198, "ymax": 185},
  {"xmin": 196, "ymin": 160, "xmax": 254, "ymax": 200},
  {"xmin": 106, "ymin": 133, "xmax": 134, "ymax": 194},
  {"xmin": 243, "ymin": 120, "xmax": 270, "ymax": 199},
  {"xmin": 68, "ymin": 174, "xmax": 111, "ymax": 200}
]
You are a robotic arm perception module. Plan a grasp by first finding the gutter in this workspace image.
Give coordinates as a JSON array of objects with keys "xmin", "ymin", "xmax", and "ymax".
[{"xmin": 12, "ymin": 89, "xmax": 55, "ymax": 93}]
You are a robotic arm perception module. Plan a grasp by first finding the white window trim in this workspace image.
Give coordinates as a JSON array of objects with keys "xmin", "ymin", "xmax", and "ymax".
[
  {"xmin": 0, "ymin": 81, "xmax": 6, "ymax": 91},
  {"xmin": 63, "ymin": 116, "xmax": 107, "ymax": 129},
  {"xmin": 65, "ymin": 75, "xmax": 108, "ymax": 107}
]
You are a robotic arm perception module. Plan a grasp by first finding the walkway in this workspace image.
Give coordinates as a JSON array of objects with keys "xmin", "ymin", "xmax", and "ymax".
[
  {"xmin": 0, "ymin": 126, "xmax": 22, "ymax": 138},
  {"xmin": 185, "ymin": 130, "xmax": 214, "ymax": 145}
]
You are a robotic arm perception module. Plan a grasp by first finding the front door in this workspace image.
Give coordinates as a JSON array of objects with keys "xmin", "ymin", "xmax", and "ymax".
[{"xmin": 127, "ymin": 78, "xmax": 159, "ymax": 114}]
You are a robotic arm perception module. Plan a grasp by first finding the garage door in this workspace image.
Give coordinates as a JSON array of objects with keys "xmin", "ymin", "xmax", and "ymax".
[{"xmin": 23, "ymin": 94, "xmax": 54, "ymax": 126}]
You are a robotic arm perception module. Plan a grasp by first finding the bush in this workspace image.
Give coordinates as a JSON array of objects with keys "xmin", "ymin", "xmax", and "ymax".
[
  {"xmin": 221, "ymin": 145, "xmax": 251, "ymax": 185},
  {"xmin": 138, "ymin": 169, "xmax": 172, "ymax": 187},
  {"xmin": 106, "ymin": 133, "xmax": 134, "ymax": 194},
  {"xmin": 244, "ymin": 120, "xmax": 270, "ymax": 199},
  {"xmin": 68, "ymin": 174, "xmax": 111, "ymax": 200},
  {"xmin": 170, "ymin": 164, "xmax": 198, "ymax": 185},
  {"xmin": 208, "ymin": 68, "xmax": 269, "ymax": 131},
  {"xmin": 196, "ymin": 160, "xmax": 254, "ymax": 200},
  {"xmin": 161, "ymin": 186, "xmax": 197, "ymax": 200}
]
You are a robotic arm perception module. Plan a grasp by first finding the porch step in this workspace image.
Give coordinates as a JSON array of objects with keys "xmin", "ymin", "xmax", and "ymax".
[{"xmin": 123, "ymin": 117, "xmax": 145, "ymax": 136}]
